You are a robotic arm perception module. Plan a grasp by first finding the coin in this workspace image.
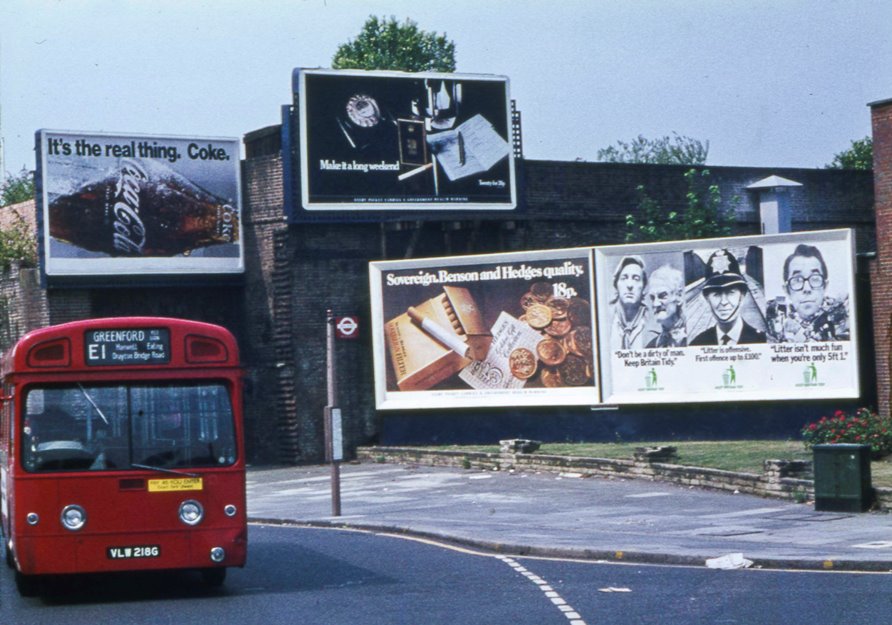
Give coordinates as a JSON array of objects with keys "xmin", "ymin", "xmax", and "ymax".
[
  {"xmin": 566, "ymin": 326, "xmax": 593, "ymax": 358},
  {"xmin": 530, "ymin": 281, "xmax": 552, "ymax": 302},
  {"xmin": 559, "ymin": 354, "xmax": 589, "ymax": 386},
  {"xmin": 546, "ymin": 297, "xmax": 569, "ymax": 320},
  {"xmin": 509, "ymin": 347, "xmax": 537, "ymax": 380},
  {"xmin": 544, "ymin": 317, "xmax": 573, "ymax": 337},
  {"xmin": 567, "ymin": 297, "xmax": 591, "ymax": 327},
  {"xmin": 540, "ymin": 366, "xmax": 563, "ymax": 388},
  {"xmin": 519, "ymin": 291, "xmax": 537, "ymax": 310},
  {"xmin": 525, "ymin": 303, "xmax": 553, "ymax": 329},
  {"xmin": 536, "ymin": 338, "xmax": 567, "ymax": 366}
]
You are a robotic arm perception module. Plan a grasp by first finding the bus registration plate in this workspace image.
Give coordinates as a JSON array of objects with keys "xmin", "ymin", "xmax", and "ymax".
[
  {"xmin": 147, "ymin": 477, "xmax": 203, "ymax": 492},
  {"xmin": 107, "ymin": 545, "xmax": 161, "ymax": 559}
]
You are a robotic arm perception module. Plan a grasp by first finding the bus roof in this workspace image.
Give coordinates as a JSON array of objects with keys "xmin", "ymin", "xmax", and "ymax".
[{"xmin": 2, "ymin": 317, "xmax": 240, "ymax": 376}]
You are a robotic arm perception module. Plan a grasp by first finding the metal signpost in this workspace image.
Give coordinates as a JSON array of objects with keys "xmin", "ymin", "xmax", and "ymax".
[{"xmin": 324, "ymin": 310, "xmax": 342, "ymax": 516}]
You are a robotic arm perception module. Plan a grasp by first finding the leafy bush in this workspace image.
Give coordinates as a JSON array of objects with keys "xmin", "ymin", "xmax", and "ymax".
[
  {"xmin": 1, "ymin": 169, "xmax": 35, "ymax": 207},
  {"xmin": 801, "ymin": 408, "xmax": 892, "ymax": 456}
]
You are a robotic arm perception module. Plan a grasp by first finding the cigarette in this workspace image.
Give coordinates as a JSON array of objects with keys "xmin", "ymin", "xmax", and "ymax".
[
  {"xmin": 398, "ymin": 162, "xmax": 433, "ymax": 181},
  {"xmin": 407, "ymin": 306, "xmax": 469, "ymax": 357}
]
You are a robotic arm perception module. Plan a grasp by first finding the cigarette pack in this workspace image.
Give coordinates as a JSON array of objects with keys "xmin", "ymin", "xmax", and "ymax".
[
  {"xmin": 397, "ymin": 119, "xmax": 429, "ymax": 167},
  {"xmin": 385, "ymin": 286, "xmax": 492, "ymax": 392}
]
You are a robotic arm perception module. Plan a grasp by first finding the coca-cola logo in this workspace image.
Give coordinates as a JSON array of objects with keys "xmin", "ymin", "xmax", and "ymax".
[
  {"xmin": 218, "ymin": 203, "xmax": 238, "ymax": 242},
  {"xmin": 113, "ymin": 159, "xmax": 147, "ymax": 254}
]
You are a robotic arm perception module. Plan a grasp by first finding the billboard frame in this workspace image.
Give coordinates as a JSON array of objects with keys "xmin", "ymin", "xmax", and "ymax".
[
  {"xmin": 370, "ymin": 247, "xmax": 598, "ymax": 410},
  {"xmin": 296, "ymin": 68, "xmax": 517, "ymax": 215},
  {"xmin": 594, "ymin": 228, "xmax": 859, "ymax": 405},
  {"xmin": 36, "ymin": 128, "xmax": 244, "ymax": 285}
]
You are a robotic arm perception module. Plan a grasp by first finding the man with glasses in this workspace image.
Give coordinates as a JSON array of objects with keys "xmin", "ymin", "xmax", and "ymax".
[
  {"xmin": 690, "ymin": 249, "xmax": 766, "ymax": 346},
  {"xmin": 772, "ymin": 244, "xmax": 849, "ymax": 342}
]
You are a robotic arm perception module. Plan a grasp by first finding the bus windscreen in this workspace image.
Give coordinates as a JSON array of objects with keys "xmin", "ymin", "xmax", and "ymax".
[{"xmin": 22, "ymin": 382, "xmax": 237, "ymax": 472}]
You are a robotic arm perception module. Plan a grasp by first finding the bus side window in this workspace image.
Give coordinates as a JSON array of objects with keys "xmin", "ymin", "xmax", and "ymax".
[{"xmin": 0, "ymin": 384, "xmax": 10, "ymax": 461}]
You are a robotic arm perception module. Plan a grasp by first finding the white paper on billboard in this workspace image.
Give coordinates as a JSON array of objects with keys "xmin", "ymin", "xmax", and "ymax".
[
  {"xmin": 595, "ymin": 229, "xmax": 858, "ymax": 404},
  {"xmin": 369, "ymin": 248, "xmax": 599, "ymax": 410},
  {"xmin": 458, "ymin": 312, "xmax": 546, "ymax": 390},
  {"xmin": 427, "ymin": 114, "xmax": 511, "ymax": 182},
  {"xmin": 37, "ymin": 129, "xmax": 244, "ymax": 278}
]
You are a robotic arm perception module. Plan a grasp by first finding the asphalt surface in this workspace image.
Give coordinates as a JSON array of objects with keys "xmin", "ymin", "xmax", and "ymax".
[{"xmin": 246, "ymin": 462, "xmax": 892, "ymax": 571}]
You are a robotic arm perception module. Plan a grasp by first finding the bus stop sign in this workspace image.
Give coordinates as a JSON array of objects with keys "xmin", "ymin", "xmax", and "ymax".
[{"xmin": 335, "ymin": 316, "xmax": 359, "ymax": 340}]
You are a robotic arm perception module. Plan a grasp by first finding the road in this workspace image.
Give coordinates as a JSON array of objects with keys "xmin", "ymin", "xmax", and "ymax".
[{"xmin": 3, "ymin": 525, "xmax": 891, "ymax": 624}]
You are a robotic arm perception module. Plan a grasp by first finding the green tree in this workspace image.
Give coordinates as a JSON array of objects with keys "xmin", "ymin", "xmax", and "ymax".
[
  {"xmin": 625, "ymin": 169, "xmax": 734, "ymax": 243},
  {"xmin": 332, "ymin": 16, "xmax": 456, "ymax": 72},
  {"xmin": 0, "ymin": 170, "xmax": 37, "ymax": 267},
  {"xmin": 598, "ymin": 133, "xmax": 709, "ymax": 166},
  {"xmin": 0, "ymin": 209, "xmax": 37, "ymax": 268},
  {"xmin": 826, "ymin": 136, "xmax": 873, "ymax": 170},
  {"xmin": 0, "ymin": 169, "xmax": 35, "ymax": 207}
]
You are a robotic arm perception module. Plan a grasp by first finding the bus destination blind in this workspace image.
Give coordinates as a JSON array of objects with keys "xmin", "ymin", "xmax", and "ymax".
[{"xmin": 84, "ymin": 328, "xmax": 171, "ymax": 366}]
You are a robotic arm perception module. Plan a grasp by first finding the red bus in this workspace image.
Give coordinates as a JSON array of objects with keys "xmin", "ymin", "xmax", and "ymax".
[{"xmin": 0, "ymin": 317, "xmax": 247, "ymax": 595}]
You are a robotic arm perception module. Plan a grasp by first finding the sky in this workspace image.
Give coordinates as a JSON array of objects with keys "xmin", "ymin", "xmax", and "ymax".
[{"xmin": 2, "ymin": 0, "xmax": 891, "ymax": 177}]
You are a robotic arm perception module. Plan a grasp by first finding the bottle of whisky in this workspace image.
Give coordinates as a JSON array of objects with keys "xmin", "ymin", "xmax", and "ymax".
[{"xmin": 49, "ymin": 158, "xmax": 239, "ymax": 257}]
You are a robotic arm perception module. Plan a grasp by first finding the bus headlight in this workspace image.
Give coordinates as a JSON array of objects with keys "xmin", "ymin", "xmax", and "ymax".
[
  {"xmin": 26, "ymin": 512, "xmax": 39, "ymax": 526},
  {"xmin": 210, "ymin": 547, "xmax": 225, "ymax": 563},
  {"xmin": 60, "ymin": 505, "xmax": 86, "ymax": 531},
  {"xmin": 179, "ymin": 500, "xmax": 204, "ymax": 526},
  {"xmin": 224, "ymin": 504, "xmax": 237, "ymax": 517}
]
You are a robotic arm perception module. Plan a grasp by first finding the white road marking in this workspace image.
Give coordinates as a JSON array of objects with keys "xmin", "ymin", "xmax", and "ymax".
[
  {"xmin": 497, "ymin": 555, "xmax": 588, "ymax": 625},
  {"xmin": 625, "ymin": 491, "xmax": 672, "ymax": 498},
  {"xmin": 853, "ymin": 541, "xmax": 892, "ymax": 549}
]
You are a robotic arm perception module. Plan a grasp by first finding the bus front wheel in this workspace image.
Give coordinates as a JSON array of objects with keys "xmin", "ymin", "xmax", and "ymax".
[{"xmin": 15, "ymin": 570, "xmax": 41, "ymax": 597}]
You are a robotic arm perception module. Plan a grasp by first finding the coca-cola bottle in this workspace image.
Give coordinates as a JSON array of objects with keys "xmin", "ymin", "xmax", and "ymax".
[{"xmin": 49, "ymin": 158, "xmax": 239, "ymax": 257}]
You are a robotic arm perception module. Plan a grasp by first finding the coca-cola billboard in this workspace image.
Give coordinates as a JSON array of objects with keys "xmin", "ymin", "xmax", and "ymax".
[{"xmin": 36, "ymin": 130, "xmax": 243, "ymax": 281}]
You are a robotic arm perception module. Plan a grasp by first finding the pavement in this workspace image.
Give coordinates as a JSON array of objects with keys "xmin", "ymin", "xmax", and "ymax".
[{"xmin": 246, "ymin": 462, "xmax": 892, "ymax": 571}]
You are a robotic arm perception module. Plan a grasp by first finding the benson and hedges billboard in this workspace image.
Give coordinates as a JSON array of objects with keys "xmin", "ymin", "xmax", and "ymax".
[
  {"xmin": 369, "ymin": 229, "xmax": 859, "ymax": 410},
  {"xmin": 297, "ymin": 68, "xmax": 516, "ymax": 213},
  {"xmin": 36, "ymin": 129, "xmax": 244, "ymax": 281},
  {"xmin": 369, "ymin": 248, "xmax": 597, "ymax": 410}
]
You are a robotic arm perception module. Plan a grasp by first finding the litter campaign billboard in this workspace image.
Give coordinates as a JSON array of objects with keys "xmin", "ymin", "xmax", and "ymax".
[
  {"xmin": 298, "ymin": 68, "xmax": 516, "ymax": 211},
  {"xmin": 369, "ymin": 248, "xmax": 597, "ymax": 410},
  {"xmin": 36, "ymin": 129, "xmax": 243, "ymax": 279},
  {"xmin": 595, "ymin": 229, "xmax": 858, "ymax": 404}
]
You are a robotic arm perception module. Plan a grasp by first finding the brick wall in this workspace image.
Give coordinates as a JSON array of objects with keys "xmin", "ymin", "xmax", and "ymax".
[
  {"xmin": 522, "ymin": 161, "xmax": 875, "ymax": 249},
  {"xmin": 0, "ymin": 200, "xmax": 47, "ymax": 349},
  {"xmin": 256, "ymin": 157, "xmax": 874, "ymax": 464},
  {"xmin": 355, "ymin": 446, "xmax": 821, "ymax": 506},
  {"xmin": 0, "ymin": 145, "xmax": 878, "ymax": 465},
  {"xmin": 241, "ymin": 153, "xmax": 290, "ymax": 462},
  {"xmin": 870, "ymin": 100, "xmax": 892, "ymax": 416}
]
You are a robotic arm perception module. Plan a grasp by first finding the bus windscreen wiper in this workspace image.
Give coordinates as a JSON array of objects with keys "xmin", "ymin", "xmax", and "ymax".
[{"xmin": 77, "ymin": 383, "xmax": 109, "ymax": 425}]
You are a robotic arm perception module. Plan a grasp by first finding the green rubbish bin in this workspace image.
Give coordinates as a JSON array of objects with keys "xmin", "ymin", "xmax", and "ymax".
[{"xmin": 812, "ymin": 444, "xmax": 873, "ymax": 512}]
